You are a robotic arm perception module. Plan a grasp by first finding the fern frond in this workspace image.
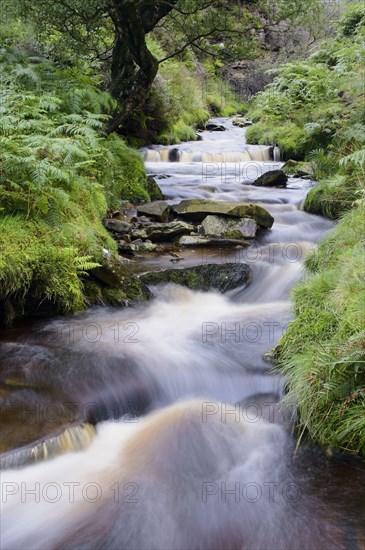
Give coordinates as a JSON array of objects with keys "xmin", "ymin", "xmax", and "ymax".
[{"xmin": 340, "ymin": 148, "xmax": 365, "ymax": 168}]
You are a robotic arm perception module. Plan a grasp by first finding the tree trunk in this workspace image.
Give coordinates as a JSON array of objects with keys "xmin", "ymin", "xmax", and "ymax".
[{"xmin": 104, "ymin": 0, "xmax": 178, "ymax": 135}]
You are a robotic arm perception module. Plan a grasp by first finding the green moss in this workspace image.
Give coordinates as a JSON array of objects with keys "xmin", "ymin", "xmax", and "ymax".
[
  {"xmin": 277, "ymin": 206, "xmax": 365, "ymax": 456},
  {"xmin": 0, "ymin": 45, "xmax": 151, "ymax": 325},
  {"xmin": 158, "ymin": 120, "xmax": 198, "ymax": 145},
  {"xmin": 246, "ymin": 121, "xmax": 308, "ymax": 160},
  {"xmin": 251, "ymin": 14, "xmax": 365, "ymax": 457}
]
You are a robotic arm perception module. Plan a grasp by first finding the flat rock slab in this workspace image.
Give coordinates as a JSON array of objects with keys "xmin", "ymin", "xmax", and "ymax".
[
  {"xmin": 140, "ymin": 263, "xmax": 251, "ymax": 293},
  {"xmin": 137, "ymin": 201, "xmax": 171, "ymax": 222},
  {"xmin": 143, "ymin": 221, "xmax": 194, "ymax": 242},
  {"xmin": 201, "ymin": 215, "xmax": 257, "ymax": 238},
  {"xmin": 172, "ymin": 199, "xmax": 273, "ymax": 228},
  {"xmin": 104, "ymin": 219, "xmax": 132, "ymax": 233},
  {"xmin": 179, "ymin": 235, "xmax": 250, "ymax": 247},
  {"xmin": 252, "ymin": 170, "xmax": 288, "ymax": 188},
  {"xmin": 205, "ymin": 123, "xmax": 226, "ymax": 131}
]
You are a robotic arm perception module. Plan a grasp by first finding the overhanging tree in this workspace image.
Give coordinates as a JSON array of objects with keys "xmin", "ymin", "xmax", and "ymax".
[{"xmin": 13, "ymin": 0, "xmax": 321, "ymax": 134}]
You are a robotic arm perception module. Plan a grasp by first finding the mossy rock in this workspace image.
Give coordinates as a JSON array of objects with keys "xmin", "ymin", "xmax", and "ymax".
[
  {"xmin": 140, "ymin": 263, "xmax": 251, "ymax": 293},
  {"xmin": 223, "ymin": 230, "xmax": 247, "ymax": 240},
  {"xmin": 252, "ymin": 170, "xmax": 288, "ymax": 188},
  {"xmin": 137, "ymin": 201, "xmax": 171, "ymax": 222},
  {"xmin": 145, "ymin": 176, "xmax": 164, "ymax": 200},
  {"xmin": 173, "ymin": 199, "xmax": 273, "ymax": 228},
  {"xmin": 90, "ymin": 254, "xmax": 151, "ymax": 303}
]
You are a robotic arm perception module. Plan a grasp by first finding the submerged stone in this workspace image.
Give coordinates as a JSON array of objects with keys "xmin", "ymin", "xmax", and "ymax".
[
  {"xmin": 90, "ymin": 254, "xmax": 151, "ymax": 301},
  {"xmin": 179, "ymin": 235, "xmax": 250, "ymax": 247},
  {"xmin": 252, "ymin": 170, "xmax": 288, "ymax": 188},
  {"xmin": 205, "ymin": 122, "xmax": 226, "ymax": 131},
  {"xmin": 140, "ymin": 263, "xmax": 251, "ymax": 293}
]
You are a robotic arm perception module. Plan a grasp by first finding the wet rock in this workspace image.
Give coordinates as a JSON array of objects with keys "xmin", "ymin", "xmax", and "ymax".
[
  {"xmin": 0, "ymin": 423, "xmax": 96, "ymax": 469},
  {"xmin": 151, "ymin": 173, "xmax": 171, "ymax": 180},
  {"xmin": 205, "ymin": 122, "xmax": 226, "ymax": 131},
  {"xmin": 130, "ymin": 228, "xmax": 148, "ymax": 240},
  {"xmin": 169, "ymin": 148, "xmax": 180, "ymax": 162},
  {"xmin": 120, "ymin": 233, "xmax": 131, "ymax": 243},
  {"xmin": 143, "ymin": 221, "xmax": 194, "ymax": 242},
  {"xmin": 133, "ymin": 240, "xmax": 157, "ymax": 253},
  {"xmin": 201, "ymin": 215, "xmax": 257, "ymax": 238},
  {"xmin": 90, "ymin": 254, "xmax": 151, "ymax": 301},
  {"xmin": 252, "ymin": 170, "xmax": 288, "ymax": 188},
  {"xmin": 137, "ymin": 201, "xmax": 171, "ymax": 222},
  {"xmin": 118, "ymin": 242, "xmax": 135, "ymax": 256},
  {"xmin": 118, "ymin": 255, "xmax": 133, "ymax": 265},
  {"xmin": 173, "ymin": 199, "xmax": 273, "ymax": 228},
  {"xmin": 111, "ymin": 211, "xmax": 126, "ymax": 220},
  {"xmin": 140, "ymin": 263, "xmax": 251, "ymax": 293},
  {"xmin": 145, "ymin": 176, "xmax": 164, "ymax": 200},
  {"xmin": 232, "ymin": 117, "xmax": 253, "ymax": 128},
  {"xmin": 104, "ymin": 219, "xmax": 132, "ymax": 233},
  {"xmin": 179, "ymin": 235, "xmax": 250, "ymax": 247},
  {"xmin": 119, "ymin": 239, "xmax": 157, "ymax": 254}
]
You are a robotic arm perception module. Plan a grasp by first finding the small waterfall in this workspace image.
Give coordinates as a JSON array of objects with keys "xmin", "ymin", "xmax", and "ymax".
[
  {"xmin": 144, "ymin": 147, "xmax": 271, "ymax": 163},
  {"xmin": 273, "ymin": 146, "xmax": 281, "ymax": 162},
  {"xmin": 0, "ymin": 423, "xmax": 95, "ymax": 470}
]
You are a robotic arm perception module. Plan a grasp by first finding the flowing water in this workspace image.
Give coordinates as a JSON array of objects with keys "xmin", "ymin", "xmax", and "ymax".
[{"xmin": 1, "ymin": 118, "xmax": 364, "ymax": 549}]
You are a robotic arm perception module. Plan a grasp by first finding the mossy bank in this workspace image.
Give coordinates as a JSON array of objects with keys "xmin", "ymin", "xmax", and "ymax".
[
  {"xmin": 247, "ymin": 6, "xmax": 365, "ymax": 457},
  {"xmin": 0, "ymin": 45, "xmax": 151, "ymax": 326}
]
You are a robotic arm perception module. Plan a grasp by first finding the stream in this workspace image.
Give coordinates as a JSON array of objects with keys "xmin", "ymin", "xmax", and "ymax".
[{"xmin": 1, "ymin": 118, "xmax": 364, "ymax": 549}]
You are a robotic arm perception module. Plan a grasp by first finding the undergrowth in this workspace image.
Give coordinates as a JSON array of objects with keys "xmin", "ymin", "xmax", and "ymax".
[
  {"xmin": 261, "ymin": 6, "xmax": 365, "ymax": 457},
  {"xmin": 0, "ymin": 45, "xmax": 149, "ymax": 323}
]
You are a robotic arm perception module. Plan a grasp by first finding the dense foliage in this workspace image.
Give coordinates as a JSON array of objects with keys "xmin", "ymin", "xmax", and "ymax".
[
  {"xmin": 8, "ymin": 0, "xmax": 321, "ymax": 135},
  {"xmin": 0, "ymin": 45, "xmax": 149, "ymax": 323},
  {"xmin": 248, "ymin": 7, "xmax": 365, "ymax": 456}
]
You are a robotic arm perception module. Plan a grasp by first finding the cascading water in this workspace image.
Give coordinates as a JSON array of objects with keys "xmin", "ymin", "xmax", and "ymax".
[{"xmin": 1, "ymin": 117, "xmax": 364, "ymax": 549}]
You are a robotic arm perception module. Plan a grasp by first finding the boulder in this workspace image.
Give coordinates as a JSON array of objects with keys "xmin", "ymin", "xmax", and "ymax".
[
  {"xmin": 169, "ymin": 148, "xmax": 180, "ymax": 162},
  {"xmin": 201, "ymin": 215, "xmax": 257, "ymax": 238},
  {"xmin": 179, "ymin": 235, "xmax": 250, "ymax": 247},
  {"xmin": 140, "ymin": 263, "xmax": 251, "ymax": 293},
  {"xmin": 172, "ymin": 199, "xmax": 273, "ymax": 228},
  {"xmin": 145, "ymin": 176, "xmax": 164, "ymax": 200},
  {"xmin": 137, "ymin": 201, "xmax": 171, "ymax": 222},
  {"xmin": 232, "ymin": 117, "xmax": 253, "ymax": 128},
  {"xmin": 205, "ymin": 122, "xmax": 226, "ymax": 131},
  {"xmin": 90, "ymin": 253, "xmax": 151, "ymax": 301},
  {"xmin": 129, "ymin": 228, "xmax": 146, "ymax": 240},
  {"xmin": 118, "ymin": 239, "xmax": 157, "ymax": 255},
  {"xmin": 252, "ymin": 170, "xmax": 288, "ymax": 188},
  {"xmin": 143, "ymin": 221, "xmax": 193, "ymax": 242},
  {"xmin": 104, "ymin": 219, "xmax": 132, "ymax": 233}
]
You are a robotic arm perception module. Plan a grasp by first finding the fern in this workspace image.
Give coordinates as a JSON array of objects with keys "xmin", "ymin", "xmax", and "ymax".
[
  {"xmin": 0, "ymin": 43, "xmax": 149, "ymax": 322},
  {"xmin": 74, "ymin": 256, "xmax": 101, "ymax": 273},
  {"xmin": 340, "ymin": 148, "xmax": 365, "ymax": 168}
]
